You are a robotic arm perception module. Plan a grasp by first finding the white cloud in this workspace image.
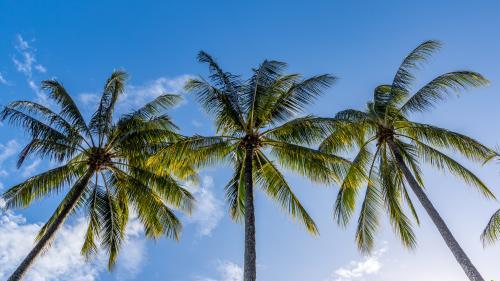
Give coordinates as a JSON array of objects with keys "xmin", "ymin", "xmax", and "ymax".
[
  {"xmin": 326, "ymin": 246, "xmax": 387, "ymax": 281},
  {"xmin": 185, "ymin": 176, "xmax": 224, "ymax": 236},
  {"xmin": 118, "ymin": 75, "xmax": 193, "ymax": 111},
  {"xmin": 21, "ymin": 159, "xmax": 42, "ymax": 177},
  {"xmin": 0, "ymin": 209, "xmax": 146, "ymax": 281},
  {"xmin": 0, "ymin": 72, "xmax": 7, "ymax": 84},
  {"xmin": 34, "ymin": 65, "xmax": 47, "ymax": 73},
  {"xmin": 78, "ymin": 93, "xmax": 100, "ymax": 105},
  {"xmin": 12, "ymin": 35, "xmax": 43, "ymax": 76},
  {"xmin": 12, "ymin": 34, "xmax": 49, "ymax": 106},
  {"xmin": 0, "ymin": 140, "xmax": 20, "ymax": 165},
  {"xmin": 191, "ymin": 119, "xmax": 203, "ymax": 128},
  {"xmin": 195, "ymin": 261, "xmax": 243, "ymax": 281},
  {"xmin": 16, "ymin": 34, "xmax": 29, "ymax": 50}
]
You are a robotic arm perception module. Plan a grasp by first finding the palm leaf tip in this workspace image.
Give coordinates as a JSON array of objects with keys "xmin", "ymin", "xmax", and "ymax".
[{"xmin": 481, "ymin": 209, "xmax": 500, "ymax": 246}]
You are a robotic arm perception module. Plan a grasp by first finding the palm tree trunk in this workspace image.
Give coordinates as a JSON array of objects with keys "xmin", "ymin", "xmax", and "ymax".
[
  {"xmin": 8, "ymin": 169, "xmax": 94, "ymax": 281},
  {"xmin": 387, "ymin": 139, "xmax": 484, "ymax": 281},
  {"xmin": 243, "ymin": 147, "xmax": 256, "ymax": 281}
]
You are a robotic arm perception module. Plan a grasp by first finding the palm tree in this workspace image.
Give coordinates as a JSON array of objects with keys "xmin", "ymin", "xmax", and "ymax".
[
  {"xmin": 1, "ymin": 71, "xmax": 194, "ymax": 281},
  {"xmin": 149, "ymin": 52, "xmax": 349, "ymax": 281},
  {"xmin": 320, "ymin": 41, "xmax": 494, "ymax": 281}
]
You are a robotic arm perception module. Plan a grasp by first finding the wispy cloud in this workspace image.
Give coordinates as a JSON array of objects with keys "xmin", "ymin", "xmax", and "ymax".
[
  {"xmin": 0, "ymin": 208, "xmax": 146, "ymax": 281},
  {"xmin": 185, "ymin": 176, "xmax": 224, "ymax": 236},
  {"xmin": 21, "ymin": 159, "xmax": 41, "ymax": 177},
  {"xmin": 0, "ymin": 140, "xmax": 20, "ymax": 166},
  {"xmin": 326, "ymin": 246, "xmax": 387, "ymax": 281},
  {"xmin": 12, "ymin": 34, "xmax": 49, "ymax": 105},
  {"xmin": 191, "ymin": 119, "xmax": 203, "ymax": 128},
  {"xmin": 0, "ymin": 73, "xmax": 7, "ymax": 85},
  {"xmin": 194, "ymin": 260, "xmax": 243, "ymax": 281}
]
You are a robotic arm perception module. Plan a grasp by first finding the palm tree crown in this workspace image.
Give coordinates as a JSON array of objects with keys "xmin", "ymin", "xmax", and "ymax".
[
  {"xmin": 150, "ymin": 52, "xmax": 349, "ymax": 281},
  {"xmin": 154, "ymin": 51, "xmax": 348, "ymax": 231},
  {"xmin": 320, "ymin": 41, "xmax": 494, "ymax": 280},
  {"xmin": 1, "ymin": 71, "xmax": 194, "ymax": 279}
]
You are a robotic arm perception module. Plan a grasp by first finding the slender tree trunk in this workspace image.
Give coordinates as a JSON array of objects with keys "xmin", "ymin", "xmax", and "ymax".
[
  {"xmin": 243, "ymin": 147, "xmax": 256, "ymax": 281},
  {"xmin": 387, "ymin": 139, "xmax": 485, "ymax": 281},
  {"xmin": 8, "ymin": 169, "xmax": 94, "ymax": 281}
]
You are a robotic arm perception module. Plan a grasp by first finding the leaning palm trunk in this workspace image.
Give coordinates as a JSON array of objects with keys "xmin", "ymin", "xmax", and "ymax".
[
  {"xmin": 243, "ymin": 147, "xmax": 257, "ymax": 281},
  {"xmin": 8, "ymin": 169, "xmax": 94, "ymax": 281},
  {"xmin": 387, "ymin": 139, "xmax": 484, "ymax": 281}
]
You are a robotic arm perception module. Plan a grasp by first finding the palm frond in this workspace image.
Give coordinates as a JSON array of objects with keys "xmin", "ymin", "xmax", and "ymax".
[
  {"xmin": 266, "ymin": 139, "xmax": 349, "ymax": 184},
  {"xmin": 129, "ymin": 94, "xmax": 182, "ymax": 120},
  {"xmin": 89, "ymin": 70, "xmax": 128, "ymax": 138},
  {"xmin": 481, "ymin": 209, "xmax": 500, "ymax": 246},
  {"xmin": 262, "ymin": 74, "xmax": 336, "ymax": 125},
  {"xmin": 2, "ymin": 162, "xmax": 85, "ymax": 209},
  {"xmin": 413, "ymin": 139, "xmax": 494, "ymax": 198},
  {"xmin": 400, "ymin": 71, "xmax": 489, "ymax": 114},
  {"xmin": 41, "ymin": 79, "xmax": 91, "ymax": 138},
  {"xmin": 401, "ymin": 122, "xmax": 495, "ymax": 162},
  {"xmin": 391, "ymin": 40, "xmax": 441, "ymax": 99},
  {"xmin": 263, "ymin": 116, "xmax": 337, "ymax": 146},
  {"xmin": 254, "ymin": 151, "xmax": 319, "ymax": 234}
]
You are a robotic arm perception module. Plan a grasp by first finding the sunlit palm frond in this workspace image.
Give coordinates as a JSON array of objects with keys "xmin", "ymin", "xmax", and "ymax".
[
  {"xmin": 333, "ymin": 144, "xmax": 373, "ymax": 226},
  {"xmin": 254, "ymin": 151, "xmax": 319, "ymax": 234},
  {"xmin": 2, "ymin": 162, "xmax": 86, "ymax": 209},
  {"xmin": 263, "ymin": 116, "xmax": 336, "ymax": 145},
  {"xmin": 266, "ymin": 139, "xmax": 349, "ymax": 184}
]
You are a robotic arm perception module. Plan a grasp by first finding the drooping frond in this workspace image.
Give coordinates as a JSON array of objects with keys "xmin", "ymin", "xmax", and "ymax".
[
  {"xmin": 110, "ymin": 170, "xmax": 182, "ymax": 240},
  {"xmin": 381, "ymin": 147, "xmax": 417, "ymax": 249},
  {"xmin": 400, "ymin": 71, "xmax": 489, "ymax": 114},
  {"xmin": 225, "ymin": 155, "xmax": 246, "ymax": 221},
  {"xmin": 481, "ymin": 209, "xmax": 500, "ymax": 246},
  {"xmin": 8, "ymin": 101, "xmax": 83, "ymax": 141},
  {"xmin": 81, "ymin": 185, "xmax": 105, "ymax": 259},
  {"xmin": 100, "ymin": 175, "xmax": 125, "ymax": 270},
  {"xmin": 412, "ymin": 139, "xmax": 494, "ymax": 198},
  {"xmin": 333, "ymin": 144, "xmax": 373, "ymax": 227},
  {"xmin": 254, "ymin": 151, "xmax": 319, "ymax": 234},
  {"xmin": 126, "ymin": 165, "xmax": 194, "ymax": 213},
  {"xmin": 2, "ymin": 162, "xmax": 85, "ymax": 208},
  {"xmin": 0, "ymin": 106, "xmax": 70, "ymax": 145},
  {"xmin": 355, "ymin": 179, "xmax": 383, "ymax": 253},
  {"xmin": 400, "ymin": 122, "xmax": 495, "ymax": 162}
]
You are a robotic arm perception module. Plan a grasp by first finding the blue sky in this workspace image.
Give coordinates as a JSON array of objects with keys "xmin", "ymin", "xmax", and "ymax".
[{"xmin": 1, "ymin": 1, "xmax": 500, "ymax": 280}]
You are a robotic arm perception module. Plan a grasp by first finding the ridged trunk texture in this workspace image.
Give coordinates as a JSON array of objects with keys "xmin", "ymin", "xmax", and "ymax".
[
  {"xmin": 8, "ymin": 169, "xmax": 94, "ymax": 281},
  {"xmin": 243, "ymin": 147, "xmax": 256, "ymax": 281},
  {"xmin": 387, "ymin": 139, "xmax": 484, "ymax": 281}
]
